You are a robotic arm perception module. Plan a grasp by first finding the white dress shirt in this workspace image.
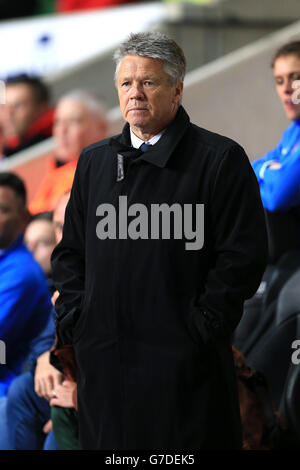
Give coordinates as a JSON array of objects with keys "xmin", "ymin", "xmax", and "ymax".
[{"xmin": 130, "ymin": 129, "xmax": 165, "ymax": 149}]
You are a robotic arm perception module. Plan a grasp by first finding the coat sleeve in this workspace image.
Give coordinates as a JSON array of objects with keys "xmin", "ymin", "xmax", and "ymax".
[
  {"xmin": 256, "ymin": 150, "xmax": 300, "ymax": 211},
  {"xmin": 51, "ymin": 153, "xmax": 86, "ymax": 345},
  {"xmin": 251, "ymin": 125, "xmax": 300, "ymax": 211},
  {"xmin": 252, "ymin": 142, "xmax": 282, "ymax": 183},
  {"xmin": 191, "ymin": 144, "xmax": 268, "ymax": 346}
]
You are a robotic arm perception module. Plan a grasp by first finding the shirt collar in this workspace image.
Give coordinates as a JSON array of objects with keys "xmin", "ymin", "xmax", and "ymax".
[{"xmin": 130, "ymin": 129, "xmax": 166, "ymax": 149}]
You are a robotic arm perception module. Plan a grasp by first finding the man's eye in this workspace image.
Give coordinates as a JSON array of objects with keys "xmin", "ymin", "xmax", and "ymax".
[
  {"xmin": 122, "ymin": 82, "xmax": 130, "ymax": 87},
  {"xmin": 144, "ymin": 81, "xmax": 153, "ymax": 86},
  {"xmin": 275, "ymin": 78, "xmax": 283, "ymax": 85}
]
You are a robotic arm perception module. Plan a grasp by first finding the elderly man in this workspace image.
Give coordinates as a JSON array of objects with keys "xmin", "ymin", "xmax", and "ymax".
[
  {"xmin": 29, "ymin": 90, "xmax": 108, "ymax": 214},
  {"xmin": 52, "ymin": 32, "xmax": 268, "ymax": 450}
]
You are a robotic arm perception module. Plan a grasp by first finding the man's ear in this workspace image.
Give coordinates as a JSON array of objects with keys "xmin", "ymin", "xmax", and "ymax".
[{"xmin": 174, "ymin": 81, "xmax": 184, "ymax": 104}]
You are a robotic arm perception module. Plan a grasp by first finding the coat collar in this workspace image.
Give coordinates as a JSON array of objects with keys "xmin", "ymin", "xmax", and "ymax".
[{"xmin": 109, "ymin": 106, "xmax": 190, "ymax": 168}]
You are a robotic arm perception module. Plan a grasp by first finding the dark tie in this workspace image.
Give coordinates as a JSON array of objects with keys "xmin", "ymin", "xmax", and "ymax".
[{"xmin": 140, "ymin": 142, "xmax": 152, "ymax": 152}]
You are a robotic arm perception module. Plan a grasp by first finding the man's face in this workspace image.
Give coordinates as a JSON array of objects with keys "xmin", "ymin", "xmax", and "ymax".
[
  {"xmin": 6, "ymin": 84, "xmax": 42, "ymax": 136},
  {"xmin": 0, "ymin": 186, "xmax": 26, "ymax": 249},
  {"xmin": 53, "ymin": 192, "xmax": 70, "ymax": 244},
  {"xmin": 53, "ymin": 99, "xmax": 107, "ymax": 163},
  {"xmin": 117, "ymin": 55, "xmax": 183, "ymax": 140},
  {"xmin": 25, "ymin": 219, "xmax": 56, "ymax": 275},
  {"xmin": 273, "ymin": 54, "xmax": 300, "ymax": 121}
]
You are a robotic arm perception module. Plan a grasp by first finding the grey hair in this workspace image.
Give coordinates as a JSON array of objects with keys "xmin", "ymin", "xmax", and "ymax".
[
  {"xmin": 58, "ymin": 89, "xmax": 107, "ymax": 121},
  {"xmin": 113, "ymin": 32, "xmax": 186, "ymax": 85}
]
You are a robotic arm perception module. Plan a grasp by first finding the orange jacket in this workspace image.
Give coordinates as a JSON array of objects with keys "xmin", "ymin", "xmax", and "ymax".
[{"xmin": 29, "ymin": 159, "xmax": 77, "ymax": 214}]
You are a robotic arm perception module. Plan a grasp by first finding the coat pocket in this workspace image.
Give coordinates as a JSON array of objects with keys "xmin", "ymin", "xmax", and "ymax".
[
  {"xmin": 186, "ymin": 305, "xmax": 207, "ymax": 349},
  {"xmin": 186, "ymin": 301, "xmax": 223, "ymax": 351}
]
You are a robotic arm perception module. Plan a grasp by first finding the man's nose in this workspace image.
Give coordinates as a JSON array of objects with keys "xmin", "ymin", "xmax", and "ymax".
[
  {"xmin": 129, "ymin": 83, "xmax": 145, "ymax": 100},
  {"xmin": 55, "ymin": 123, "xmax": 67, "ymax": 137},
  {"xmin": 283, "ymin": 79, "xmax": 293, "ymax": 94}
]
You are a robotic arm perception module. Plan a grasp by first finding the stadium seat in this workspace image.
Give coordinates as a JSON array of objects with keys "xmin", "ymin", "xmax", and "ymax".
[
  {"xmin": 246, "ymin": 314, "xmax": 300, "ymax": 410},
  {"xmin": 276, "ymin": 268, "xmax": 300, "ymax": 326}
]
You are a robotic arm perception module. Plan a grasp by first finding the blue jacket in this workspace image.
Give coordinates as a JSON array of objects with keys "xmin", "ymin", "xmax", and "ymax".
[
  {"xmin": 0, "ymin": 235, "xmax": 54, "ymax": 396},
  {"xmin": 252, "ymin": 121, "xmax": 300, "ymax": 211}
]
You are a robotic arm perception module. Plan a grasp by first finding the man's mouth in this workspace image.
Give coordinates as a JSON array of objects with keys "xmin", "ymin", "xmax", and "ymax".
[
  {"xmin": 127, "ymin": 107, "xmax": 148, "ymax": 112},
  {"xmin": 285, "ymin": 99, "xmax": 297, "ymax": 107}
]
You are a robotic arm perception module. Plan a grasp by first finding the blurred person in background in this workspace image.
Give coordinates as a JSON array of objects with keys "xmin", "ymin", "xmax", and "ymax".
[
  {"xmin": 3, "ymin": 75, "xmax": 53, "ymax": 158},
  {"xmin": 0, "ymin": 172, "xmax": 53, "ymax": 397},
  {"xmin": 0, "ymin": 192, "xmax": 71, "ymax": 451},
  {"xmin": 0, "ymin": 103, "xmax": 15, "ymax": 161},
  {"xmin": 48, "ymin": 192, "xmax": 79, "ymax": 450},
  {"xmin": 25, "ymin": 212, "xmax": 56, "ymax": 280},
  {"xmin": 29, "ymin": 89, "xmax": 108, "ymax": 214},
  {"xmin": 25, "ymin": 212, "xmax": 57, "ymax": 293},
  {"xmin": 252, "ymin": 41, "xmax": 300, "ymax": 263}
]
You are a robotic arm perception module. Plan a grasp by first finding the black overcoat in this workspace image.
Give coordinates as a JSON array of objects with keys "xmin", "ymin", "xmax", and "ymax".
[{"xmin": 51, "ymin": 106, "xmax": 268, "ymax": 450}]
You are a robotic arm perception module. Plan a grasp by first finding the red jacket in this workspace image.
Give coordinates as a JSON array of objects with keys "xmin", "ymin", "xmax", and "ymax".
[{"xmin": 4, "ymin": 108, "xmax": 54, "ymax": 157}]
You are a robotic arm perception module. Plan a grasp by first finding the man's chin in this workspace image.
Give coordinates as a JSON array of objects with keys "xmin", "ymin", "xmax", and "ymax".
[
  {"xmin": 55, "ymin": 151, "xmax": 78, "ymax": 163},
  {"xmin": 283, "ymin": 106, "xmax": 300, "ymax": 121},
  {"xmin": 290, "ymin": 112, "xmax": 300, "ymax": 121},
  {"xmin": 128, "ymin": 120, "xmax": 149, "ymax": 131}
]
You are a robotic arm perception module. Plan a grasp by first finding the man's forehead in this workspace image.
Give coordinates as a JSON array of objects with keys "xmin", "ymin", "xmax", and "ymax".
[
  {"xmin": 118, "ymin": 55, "xmax": 166, "ymax": 75},
  {"xmin": 0, "ymin": 186, "xmax": 22, "ymax": 208},
  {"xmin": 55, "ymin": 99, "xmax": 88, "ymax": 119},
  {"xmin": 6, "ymin": 83, "xmax": 33, "ymax": 101},
  {"xmin": 273, "ymin": 55, "xmax": 300, "ymax": 73},
  {"xmin": 0, "ymin": 185, "xmax": 16, "ymax": 198},
  {"xmin": 25, "ymin": 219, "xmax": 54, "ymax": 237}
]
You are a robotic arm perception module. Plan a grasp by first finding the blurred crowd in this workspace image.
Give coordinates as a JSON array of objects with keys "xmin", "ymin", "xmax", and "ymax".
[{"xmin": 0, "ymin": 74, "xmax": 109, "ymax": 449}]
